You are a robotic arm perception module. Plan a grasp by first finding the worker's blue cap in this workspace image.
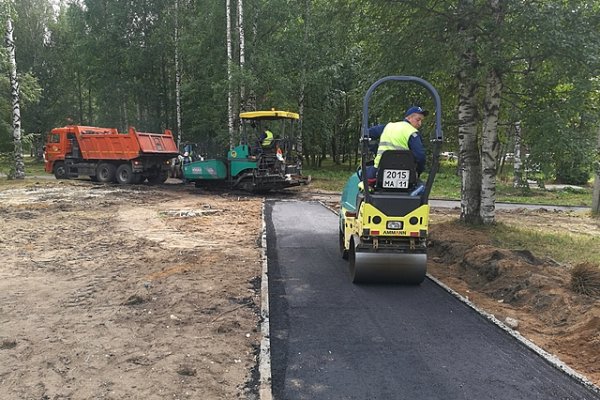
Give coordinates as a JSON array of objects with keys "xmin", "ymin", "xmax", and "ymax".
[{"xmin": 405, "ymin": 106, "xmax": 429, "ymax": 117}]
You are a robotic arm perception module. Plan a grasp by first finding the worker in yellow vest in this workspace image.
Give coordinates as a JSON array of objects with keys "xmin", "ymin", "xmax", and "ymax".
[
  {"xmin": 259, "ymin": 127, "xmax": 274, "ymax": 148},
  {"xmin": 366, "ymin": 106, "xmax": 428, "ymax": 179}
]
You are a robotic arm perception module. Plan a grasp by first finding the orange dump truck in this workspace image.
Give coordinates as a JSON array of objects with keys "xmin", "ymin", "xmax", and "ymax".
[{"xmin": 44, "ymin": 125, "xmax": 179, "ymax": 184}]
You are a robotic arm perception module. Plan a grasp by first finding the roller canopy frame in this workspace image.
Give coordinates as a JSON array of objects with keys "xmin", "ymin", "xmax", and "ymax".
[{"xmin": 360, "ymin": 76, "xmax": 444, "ymax": 204}]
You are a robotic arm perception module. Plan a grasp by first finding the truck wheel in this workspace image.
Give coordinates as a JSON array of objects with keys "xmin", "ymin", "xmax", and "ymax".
[
  {"xmin": 96, "ymin": 163, "xmax": 116, "ymax": 183},
  {"xmin": 116, "ymin": 164, "xmax": 135, "ymax": 184},
  {"xmin": 53, "ymin": 162, "xmax": 68, "ymax": 179},
  {"xmin": 147, "ymin": 170, "xmax": 168, "ymax": 184},
  {"xmin": 131, "ymin": 173, "xmax": 143, "ymax": 184},
  {"xmin": 158, "ymin": 171, "xmax": 169, "ymax": 183}
]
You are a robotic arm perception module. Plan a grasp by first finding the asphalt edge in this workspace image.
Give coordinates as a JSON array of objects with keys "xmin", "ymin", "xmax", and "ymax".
[
  {"xmin": 259, "ymin": 200, "xmax": 273, "ymax": 400},
  {"xmin": 426, "ymin": 274, "xmax": 600, "ymax": 395},
  {"xmin": 317, "ymin": 199, "xmax": 600, "ymax": 396}
]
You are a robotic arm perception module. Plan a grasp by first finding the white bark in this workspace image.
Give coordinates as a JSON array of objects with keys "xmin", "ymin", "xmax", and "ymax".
[
  {"xmin": 237, "ymin": 0, "xmax": 245, "ymax": 112},
  {"xmin": 480, "ymin": 67, "xmax": 503, "ymax": 224},
  {"xmin": 457, "ymin": 0, "xmax": 481, "ymax": 224},
  {"xmin": 480, "ymin": 0, "xmax": 504, "ymax": 224},
  {"xmin": 174, "ymin": 0, "xmax": 183, "ymax": 150},
  {"xmin": 226, "ymin": 0, "xmax": 234, "ymax": 148},
  {"xmin": 6, "ymin": 17, "xmax": 24, "ymax": 180},
  {"xmin": 458, "ymin": 71, "xmax": 481, "ymax": 224},
  {"xmin": 513, "ymin": 120, "xmax": 524, "ymax": 188}
]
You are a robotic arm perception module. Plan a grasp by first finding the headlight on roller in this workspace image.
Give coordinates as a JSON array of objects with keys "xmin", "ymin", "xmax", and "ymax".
[{"xmin": 386, "ymin": 221, "xmax": 403, "ymax": 230}]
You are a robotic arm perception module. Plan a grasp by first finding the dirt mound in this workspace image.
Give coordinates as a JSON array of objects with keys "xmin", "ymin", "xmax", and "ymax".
[{"xmin": 429, "ymin": 221, "xmax": 600, "ymax": 386}]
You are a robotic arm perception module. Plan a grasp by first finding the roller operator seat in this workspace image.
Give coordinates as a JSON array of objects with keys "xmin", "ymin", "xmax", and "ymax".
[{"xmin": 375, "ymin": 150, "xmax": 419, "ymax": 192}]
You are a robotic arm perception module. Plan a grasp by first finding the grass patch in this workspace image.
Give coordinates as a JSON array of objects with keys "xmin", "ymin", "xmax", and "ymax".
[
  {"xmin": 429, "ymin": 161, "xmax": 461, "ymax": 199},
  {"xmin": 495, "ymin": 184, "xmax": 592, "ymax": 207},
  {"xmin": 491, "ymin": 223, "xmax": 600, "ymax": 265},
  {"xmin": 304, "ymin": 159, "xmax": 593, "ymax": 207},
  {"xmin": 25, "ymin": 158, "xmax": 47, "ymax": 175},
  {"xmin": 304, "ymin": 162, "xmax": 356, "ymax": 192},
  {"xmin": 0, "ymin": 157, "xmax": 49, "ymax": 187},
  {"xmin": 0, "ymin": 156, "xmax": 47, "ymax": 176}
]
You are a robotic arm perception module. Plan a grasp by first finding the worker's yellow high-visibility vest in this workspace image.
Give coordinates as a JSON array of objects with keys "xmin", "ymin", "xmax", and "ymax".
[
  {"xmin": 374, "ymin": 121, "xmax": 416, "ymax": 167},
  {"xmin": 262, "ymin": 130, "xmax": 274, "ymax": 147}
]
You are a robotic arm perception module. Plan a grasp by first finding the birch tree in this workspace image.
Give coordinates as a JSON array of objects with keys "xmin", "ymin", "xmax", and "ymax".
[
  {"xmin": 5, "ymin": 16, "xmax": 24, "ymax": 179},
  {"xmin": 237, "ymin": 0, "xmax": 245, "ymax": 112},
  {"xmin": 456, "ymin": 0, "xmax": 481, "ymax": 224},
  {"xmin": 479, "ymin": 0, "xmax": 504, "ymax": 224},
  {"xmin": 480, "ymin": 66, "xmax": 502, "ymax": 224},
  {"xmin": 226, "ymin": 0, "xmax": 234, "ymax": 148},
  {"xmin": 512, "ymin": 121, "xmax": 525, "ymax": 188},
  {"xmin": 174, "ymin": 0, "xmax": 182, "ymax": 149}
]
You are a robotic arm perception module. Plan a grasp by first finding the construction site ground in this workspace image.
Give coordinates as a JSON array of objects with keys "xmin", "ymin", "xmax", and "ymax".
[{"xmin": 0, "ymin": 179, "xmax": 598, "ymax": 399}]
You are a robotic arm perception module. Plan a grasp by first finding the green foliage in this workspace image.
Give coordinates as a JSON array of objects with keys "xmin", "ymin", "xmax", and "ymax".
[
  {"xmin": 306, "ymin": 159, "xmax": 592, "ymax": 207},
  {"xmin": 0, "ymin": 151, "xmax": 12, "ymax": 175},
  {"xmin": 0, "ymin": 130, "xmax": 41, "ymax": 175},
  {"xmin": 555, "ymin": 159, "xmax": 592, "ymax": 185},
  {"xmin": 0, "ymin": 152, "xmax": 45, "ymax": 177},
  {"xmin": 0, "ymin": 71, "xmax": 42, "ymax": 150},
  {"xmin": 2, "ymin": 0, "xmax": 599, "ymax": 189}
]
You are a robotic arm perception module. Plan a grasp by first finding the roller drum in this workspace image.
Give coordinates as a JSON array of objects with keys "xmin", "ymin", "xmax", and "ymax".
[{"xmin": 350, "ymin": 250, "xmax": 427, "ymax": 284}]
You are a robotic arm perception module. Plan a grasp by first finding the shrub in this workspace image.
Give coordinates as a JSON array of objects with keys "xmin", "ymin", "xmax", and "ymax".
[
  {"xmin": 555, "ymin": 159, "xmax": 591, "ymax": 185},
  {"xmin": 571, "ymin": 263, "xmax": 600, "ymax": 297}
]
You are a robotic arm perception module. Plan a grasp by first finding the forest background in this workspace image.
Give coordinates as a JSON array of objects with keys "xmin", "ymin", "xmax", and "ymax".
[{"xmin": 2, "ymin": 0, "xmax": 600, "ymax": 222}]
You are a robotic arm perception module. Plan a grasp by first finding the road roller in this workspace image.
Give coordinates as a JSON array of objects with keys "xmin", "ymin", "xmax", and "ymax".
[{"xmin": 339, "ymin": 76, "xmax": 444, "ymax": 284}]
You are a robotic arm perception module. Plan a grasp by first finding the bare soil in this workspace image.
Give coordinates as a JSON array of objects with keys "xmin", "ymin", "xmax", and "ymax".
[
  {"xmin": 0, "ymin": 180, "xmax": 264, "ymax": 399},
  {"xmin": 0, "ymin": 181, "xmax": 599, "ymax": 399},
  {"xmin": 427, "ymin": 207, "xmax": 600, "ymax": 387}
]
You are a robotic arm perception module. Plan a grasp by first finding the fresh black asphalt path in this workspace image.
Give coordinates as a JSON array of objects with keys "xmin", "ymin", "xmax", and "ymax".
[{"xmin": 265, "ymin": 200, "xmax": 600, "ymax": 400}]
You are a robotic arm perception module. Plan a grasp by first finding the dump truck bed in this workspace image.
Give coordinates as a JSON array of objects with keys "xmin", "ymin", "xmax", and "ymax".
[{"xmin": 67, "ymin": 126, "xmax": 178, "ymax": 161}]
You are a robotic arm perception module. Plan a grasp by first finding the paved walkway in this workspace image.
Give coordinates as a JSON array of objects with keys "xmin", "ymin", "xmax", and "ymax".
[{"xmin": 265, "ymin": 200, "xmax": 600, "ymax": 400}]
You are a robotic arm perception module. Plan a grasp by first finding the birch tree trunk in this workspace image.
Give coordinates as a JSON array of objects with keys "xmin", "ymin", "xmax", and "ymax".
[
  {"xmin": 77, "ymin": 71, "xmax": 84, "ymax": 123},
  {"xmin": 226, "ymin": 0, "xmax": 234, "ymax": 148},
  {"xmin": 458, "ymin": 73, "xmax": 481, "ymax": 224},
  {"xmin": 513, "ymin": 120, "xmax": 525, "ymax": 188},
  {"xmin": 592, "ymin": 126, "xmax": 600, "ymax": 215},
  {"xmin": 6, "ymin": 17, "xmax": 24, "ymax": 180},
  {"xmin": 237, "ymin": 0, "xmax": 245, "ymax": 112},
  {"xmin": 457, "ymin": 0, "xmax": 481, "ymax": 224},
  {"xmin": 479, "ymin": 0, "xmax": 504, "ymax": 224},
  {"xmin": 480, "ymin": 67, "xmax": 503, "ymax": 224},
  {"xmin": 174, "ymin": 0, "xmax": 183, "ymax": 149}
]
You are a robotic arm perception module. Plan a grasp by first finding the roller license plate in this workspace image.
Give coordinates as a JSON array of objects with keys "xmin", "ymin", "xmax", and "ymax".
[{"xmin": 382, "ymin": 169, "xmax": 410, "ymax": 189}]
